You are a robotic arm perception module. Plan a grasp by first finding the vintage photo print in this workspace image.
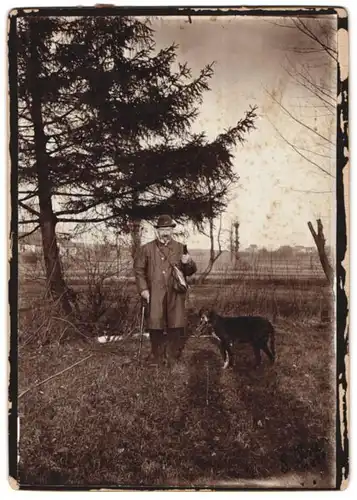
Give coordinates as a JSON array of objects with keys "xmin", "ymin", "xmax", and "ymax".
[{"xmin": 8, "ymin": 6, "xmax": 349, "ymax": 491}]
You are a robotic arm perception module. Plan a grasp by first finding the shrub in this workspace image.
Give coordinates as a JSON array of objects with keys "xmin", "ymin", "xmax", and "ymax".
[{"xmin": 21, "ymin": 251, "xmax": 40, "ymax": 265}]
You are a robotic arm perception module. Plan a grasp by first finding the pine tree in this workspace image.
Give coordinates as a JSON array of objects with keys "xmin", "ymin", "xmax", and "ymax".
[{"xmin": 17, "ymin": 14, "xmax": 257, "ymax": 308}]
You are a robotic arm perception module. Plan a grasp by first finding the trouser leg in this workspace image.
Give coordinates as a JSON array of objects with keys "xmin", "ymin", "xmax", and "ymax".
[
  {"xmin": 149, "ymin": 329, "xmax": 166, "ymax": 364},
  {"xmin": 166, "ymin": 328, "xmax": 186, "ymax": 363}
]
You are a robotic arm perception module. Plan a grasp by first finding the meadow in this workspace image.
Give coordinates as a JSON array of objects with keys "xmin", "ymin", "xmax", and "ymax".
[{"xmin": 17, "ymin": 253, "xmax": 336, "ymax": 488}]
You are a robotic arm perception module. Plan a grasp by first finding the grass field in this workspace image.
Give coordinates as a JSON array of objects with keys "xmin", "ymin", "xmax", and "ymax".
[{"xmin": 17, "ymin": 276, "xmax": 336, "ymax": 488}]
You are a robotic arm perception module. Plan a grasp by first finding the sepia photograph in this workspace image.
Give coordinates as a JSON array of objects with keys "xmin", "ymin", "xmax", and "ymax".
[{"xmin": 8, "ymin": 6, "xmax": 349, "ymax": 490}]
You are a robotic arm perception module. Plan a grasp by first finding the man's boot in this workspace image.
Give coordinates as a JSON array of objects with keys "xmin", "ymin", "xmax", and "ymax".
[
  {"xmin": 148, "ymin": 329, "xmax": 166, "ymax": 366},
  {"xmin": 166, "ymin": 328, "xmax": 186, "ymax": 367}
]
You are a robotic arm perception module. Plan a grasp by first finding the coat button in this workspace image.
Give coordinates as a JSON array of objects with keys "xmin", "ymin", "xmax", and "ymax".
[{"xmin": 163, "ymin": 270, "xmax": 166, "ymax": 274}]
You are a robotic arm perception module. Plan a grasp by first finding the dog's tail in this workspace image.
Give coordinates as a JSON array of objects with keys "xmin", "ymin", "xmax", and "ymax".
[{"xmin": 270, "ymin": 326, "xmax": 276, "ymax": 360}]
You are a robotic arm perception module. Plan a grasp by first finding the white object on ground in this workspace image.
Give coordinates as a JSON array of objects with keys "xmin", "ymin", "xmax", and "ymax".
[
  {"xmin": 132, "ymin": 332, "xmax": 150, "ymax": 339},
  {"xmin": 97, "ymin": 332, "xmax": 150, "ymax": 343},
  {"xmin": 97, "ymin": 335, "xmax": 123, "ymax": 344}
]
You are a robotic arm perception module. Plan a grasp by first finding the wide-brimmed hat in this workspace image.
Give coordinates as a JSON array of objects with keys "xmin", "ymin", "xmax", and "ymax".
[{"xmin": 155, "ymin": 214, "xmax": 176, "ymax": 228}]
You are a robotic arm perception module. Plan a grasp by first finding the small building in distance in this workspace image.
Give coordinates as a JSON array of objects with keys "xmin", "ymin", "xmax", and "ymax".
[{"xmin": 19, "ymin": 228, "xmax": 78, "ymax": 256}]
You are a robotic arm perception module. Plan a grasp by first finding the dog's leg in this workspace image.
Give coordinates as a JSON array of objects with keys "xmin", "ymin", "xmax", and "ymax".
[
  {"xmin": 261, "ymin": 343, "xmax": 275, "ymax": 363},
  {"xmin": 218, "ymin": 341, "xmax": 227, "ymax": 366},
  {"xmin": 252, "ymin": 344, "xmax": 262, "ymax": 368},
  {"xmin": 223, "ymin": 351, "xmax": 230, "ymax": 369},
  {"xmin": 220, "ymin": 341, "xmax": 233, "ymax": 369}
]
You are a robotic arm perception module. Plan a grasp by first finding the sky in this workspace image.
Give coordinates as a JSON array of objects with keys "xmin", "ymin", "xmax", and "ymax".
[
  {"xmin": 138, "ymin": 14, "xmax": 337, "ymax": 250},
  {"xmin": 38, "ymin": 13, "xmax": 338, "ymax": 251}
]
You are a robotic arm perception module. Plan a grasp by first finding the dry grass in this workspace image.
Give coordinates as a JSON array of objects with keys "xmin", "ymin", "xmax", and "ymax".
[{"xmin": 17, "ymin": 277, "xmax": 336, "ymax": 488}]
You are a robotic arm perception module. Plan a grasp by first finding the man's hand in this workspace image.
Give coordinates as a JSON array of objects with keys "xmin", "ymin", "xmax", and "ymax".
[
  {"xmin": 141, "ymin": 289, "xmax": 150, "ymax": 303},
  {"xmin": 181, "ymin": 254, "xmax": 192, "ymax": 265}
]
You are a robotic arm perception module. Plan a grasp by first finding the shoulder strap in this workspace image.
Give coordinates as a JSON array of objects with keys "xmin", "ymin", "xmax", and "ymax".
[
  {"xmin": 155, "ymin": 241, "xmax": 176, "ymax": 270},
  {"xmin": 156, "ymin": 241, "xmax": 188, "ymax": 289}
]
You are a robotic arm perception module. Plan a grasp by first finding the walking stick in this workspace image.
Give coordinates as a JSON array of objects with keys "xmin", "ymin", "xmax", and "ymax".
[{"xmin": 138, "ymin": 299, "xmax": 146, "ymax": 362}]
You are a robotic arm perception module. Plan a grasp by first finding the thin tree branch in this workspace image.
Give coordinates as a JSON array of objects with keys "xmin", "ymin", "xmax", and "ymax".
[
  {"xmin": 18, "ymin": 224, "xmax": 41, "ymax": 240},
  {"xmin": 265, "ymin": 89, "xmax": 335, "ymax": 146},
  {"xmin": 18, "ymin": 354, "xmax": 93, "ymax": 399},
  {"xmin": 263, "ymin": 19, "xmax": 297, "ymax": 29},
  {"xmin": 217, "ymin": 214, "xmax": 223, "ymax": 254},
  {"xmin": 297, "ymin": 145, "xmax": 334, "ymax": 160},
  {"xmin": 19, "ymin": 191, "xmax": 38, "ymax": 202},
  {"xmin": 55, "ymin": 199, "xmax": 104, "ymax": 217},
  {"xmin": 293, "ymin": 59, "xmax": 336, "ymax": 103},
  {"xmin": 57, "ymin": 214, "xmax": 117, "ymax": 224},
  {"xmin": 283, "ymin": 62, "xmax": 335, "ymax": 110},
  {"xmin": 289, "ymin": 48, "xmax": 326, "ymax": 54},
  {"xmin": 289, "ymin": 188, "xmax": 332, "ymax": 194},
  {"xmin": 19, "ymin": 219, "xmax": 39, "ymax": 224},
  {"xmin": 18, "ymin": 200, "xmax": 40, "ymax": 217},
  {"xmin": 267, "ymin": 118, "xmax": 335, "ymax": 178},
  {"xmin": 294, "ymin": 18, "xmax": 338, "ymax": 61},
  {"xmin": 44, "ymin": 106, "xmax": 80, "ymax": 127},
  {"xmin": 52, "ymin": 191, "xmax": 95, "ymax": 198},
  {"xmin": 299, "ymin": 65, "xmax": 336, "ymax": 101}
]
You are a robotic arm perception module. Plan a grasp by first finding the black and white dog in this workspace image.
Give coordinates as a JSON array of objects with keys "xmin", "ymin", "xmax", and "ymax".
[{"xmin": 199, "ymin": 308, "xmax": 276, "ymax": 369}]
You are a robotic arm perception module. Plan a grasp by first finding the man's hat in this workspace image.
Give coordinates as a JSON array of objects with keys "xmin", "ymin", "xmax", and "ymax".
[{"xmin": 155, "ymin": 214, "xmax": 176, "ymax": 228}]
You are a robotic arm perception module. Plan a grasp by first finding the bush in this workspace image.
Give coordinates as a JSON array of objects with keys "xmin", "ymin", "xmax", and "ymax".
[{"xmin": 21, "ymin": 251, "xmax": 40, "ymax": 265}]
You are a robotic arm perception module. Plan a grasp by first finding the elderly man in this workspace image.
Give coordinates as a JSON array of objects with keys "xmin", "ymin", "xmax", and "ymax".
[{"xmin": 134, "ymin": 215, "xmax": 197, "ymax": 366}]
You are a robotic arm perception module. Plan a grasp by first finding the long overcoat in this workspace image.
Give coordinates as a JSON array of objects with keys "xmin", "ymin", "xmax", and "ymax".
[{"xmin": 134, "ymin": 238, "xmax": 197, "ymax": 330}]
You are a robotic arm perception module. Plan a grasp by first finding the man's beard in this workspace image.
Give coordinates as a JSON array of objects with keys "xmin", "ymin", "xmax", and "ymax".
[{"xmin": 159, "ymin": 234, "xmax": 171, "ymax": 244}]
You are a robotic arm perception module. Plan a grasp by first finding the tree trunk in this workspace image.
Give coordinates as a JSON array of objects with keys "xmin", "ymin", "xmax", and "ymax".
[
  {"xmin": 28, "ymin": 22, "xmax": 72, "ymax": 316},
  {"xmin": 130, "ymin": 219, "xmax": 142, "ymax": 260},
  {"xmin": 229, "ymin": 225, "xmax": 234, "ymax": 261},
  {"xmin": 197, "ymin": 218, "xmax": 222, "ymax": 284},
  {"xmin": 307, "ymin": 219, "xmax": 334, "ymax": 286},
  {"xmin": 234, "ymin": 221, "xmax": 240, "ymax": 266},
  {"xmin": 130, "ymin": 190, "xmax": 142, "ymax": 260}
]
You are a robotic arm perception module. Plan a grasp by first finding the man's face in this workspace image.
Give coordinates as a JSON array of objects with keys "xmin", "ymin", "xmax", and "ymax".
[{"xmin": 157, "ymin": 226, "xmax": 173, "ymax": 244}]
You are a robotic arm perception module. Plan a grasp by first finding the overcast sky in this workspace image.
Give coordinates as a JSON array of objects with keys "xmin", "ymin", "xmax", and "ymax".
[
  {"xmin": 49, "ymin": 14, "xmax": 337, "ymax": 251},
  {"xmin": 140, "ymin": 14, "xmax": 337, "ymax": 250}
]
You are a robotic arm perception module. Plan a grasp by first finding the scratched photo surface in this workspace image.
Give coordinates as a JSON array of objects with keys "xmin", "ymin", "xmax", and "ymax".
[{"xmin": 14, "ymin": 10, "xmax": 341, "ymax": 489}]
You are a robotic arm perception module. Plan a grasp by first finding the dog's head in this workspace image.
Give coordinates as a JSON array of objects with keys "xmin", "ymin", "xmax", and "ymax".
[
  {"xmin": 197, "ymin": 307, "xmax": 218, "ymax": 332},
  {"xmin": 196, "ymin": 308, "xmax": 209, "ymax": 336},
  {"xmin": 198, "ymin": 307, "xmax": 209, "ymax": 325}
]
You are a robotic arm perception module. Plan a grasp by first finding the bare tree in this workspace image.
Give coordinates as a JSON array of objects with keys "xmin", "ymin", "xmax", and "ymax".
[
  {"xmin": 266, "ymin": 16, "xmax": 337, "ymax": 178},
  {"xmin": 197, "ymin": 214, "xmax": 224, "ymax": 284},
  {"xmin": 267, "ymin": 16, "xmax": 337, "ymax": 283},
  {"xmin": 308, "ymin": 219, "xmax": 333, "ymax": 285},
  {"xmin": 233, "ymin": 221, "xmax": 240, "ymax": 265}
]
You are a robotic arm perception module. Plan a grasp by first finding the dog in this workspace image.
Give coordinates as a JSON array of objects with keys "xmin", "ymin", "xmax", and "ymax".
[{"xmin": 198, "ymin": 308, "xmax": 276, "ymax": 369}]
